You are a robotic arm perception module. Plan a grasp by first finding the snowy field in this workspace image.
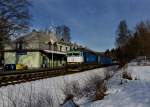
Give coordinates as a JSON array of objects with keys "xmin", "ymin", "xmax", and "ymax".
[
  {"xmin": 80, "ymin": 61, "xmax": 150, "ymax": 107},
  {"xmin": 0, "ymin": 66, "xmax": 117, "ymax": 107}
]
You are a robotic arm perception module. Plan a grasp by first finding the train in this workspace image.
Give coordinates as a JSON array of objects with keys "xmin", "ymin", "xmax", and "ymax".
[
  {"xmin": 66, "ymin": 49, "xmax": 112, "ymax": 71},
  {"xmin": 67, "ymin": 49, "xmax": 112, "ymax": 65}
]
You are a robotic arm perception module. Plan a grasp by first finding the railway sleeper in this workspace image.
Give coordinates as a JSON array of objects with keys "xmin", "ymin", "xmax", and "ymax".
[
  {"xmin": 0, "ymin": 76, "xmax": 10, "ymax": 83},
  {"xmin": 8, "ymin": 75, "xmax": 17, "ymax": 82},
  {"xmin": 26, "ymin": 74, "xmax": 35, "ymax": 80},
  {"xmin": 16, "ymin": 74, "xmax": 22, "ymax": 79},
  {"xmin": 34, "ymin": 73, "xmax": 40, "ymax": 77},
  {"xmin": 38, "ymin": 73, "xmax": 44, "ymax": 77},
  {"xmin": 29, "ymin": 73, "xmax": 34, "ymax": 78},
  {"xmin": 22, "ymin": 74, "xmax": 29, "ymax": 79},
  {"xmin": 41, "ymin": 73, "xmax": 45, "ymax": 76}
]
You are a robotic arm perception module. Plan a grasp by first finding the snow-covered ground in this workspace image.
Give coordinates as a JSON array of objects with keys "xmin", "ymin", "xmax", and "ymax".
[
  {"xmin": 1, "ymin": 60, "xmax": 150, "ymax": 107},
  {"xmin": 80, "ymin": 61, "xmax": 150, "ymax": 107},
  {"xmin": 0, "ymin": 66, "xmax": 117, "ymax": 107}
]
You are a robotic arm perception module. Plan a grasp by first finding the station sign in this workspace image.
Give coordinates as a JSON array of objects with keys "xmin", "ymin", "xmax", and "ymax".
[{"xmin": 16, "ymin": 50, "xmax": 27, "ymax": 55}]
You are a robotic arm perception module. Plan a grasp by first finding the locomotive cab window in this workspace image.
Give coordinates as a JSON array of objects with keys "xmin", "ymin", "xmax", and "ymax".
[
  {"xmin": 67, "ymin": 53, "xmax": 72, "ymax": 56},
  {"xmin": 72, "ymin": 52, "xmax": 80, "ymax": 56}
]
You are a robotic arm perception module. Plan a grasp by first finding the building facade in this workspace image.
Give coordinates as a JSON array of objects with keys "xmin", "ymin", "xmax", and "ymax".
[{"xmin": 4, "ymin": 28, "xmax": 81, "ymax": 69}]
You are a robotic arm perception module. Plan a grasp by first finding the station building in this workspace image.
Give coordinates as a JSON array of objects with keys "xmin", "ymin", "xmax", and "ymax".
[{"xmin": 4, "ymin": 29, "xmax": 81, "ymax": 69}]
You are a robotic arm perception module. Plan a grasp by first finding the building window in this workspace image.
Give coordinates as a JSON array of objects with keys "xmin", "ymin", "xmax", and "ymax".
[
  {"xmin": 66, "ymin": 47, "xmax": 67, "ymax": 51},
  {"xmin": 54, "ymin": 43, "xmax": 57, "ymax": 51},
  {"xmin": 16, "ymin": 40, "xmax": 23, "ymax": 50},
  {"xmin": 48, "ymin": 42, "xmax": 52, "ymax": 50},
  {"xmin": 60, "ymin": 46, "xmax": 62, "ymax": 51}
]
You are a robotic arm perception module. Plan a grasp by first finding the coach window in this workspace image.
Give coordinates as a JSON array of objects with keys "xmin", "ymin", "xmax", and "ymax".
[{"xmin": 80, "ymin": 52, "xmax": 83, "ymax": 56}]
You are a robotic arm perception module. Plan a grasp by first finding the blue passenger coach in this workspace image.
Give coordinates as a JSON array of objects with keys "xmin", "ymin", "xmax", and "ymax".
[
  {"xmin": 83, "ymin": 51, "xmax": 97, "ymax": 63},
  {"xmin": 98, "ymin": 55, "xmax": 112, "ymax": 65}
]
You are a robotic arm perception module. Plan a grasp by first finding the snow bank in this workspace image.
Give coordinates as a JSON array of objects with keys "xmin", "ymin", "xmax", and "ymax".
[
  {"xmin": 80, "ymin": 64, "xmax": 150, "ymax": 107},
  {"xmin": 128, "ymin": 66, "xmax": 150, "ymax": 80},
  {"xmin": 0, "ymin": 66, "xmax": 117, "ymax": 107}
]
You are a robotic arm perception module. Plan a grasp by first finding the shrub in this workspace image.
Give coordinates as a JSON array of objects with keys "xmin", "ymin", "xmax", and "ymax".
[
  {"xmin": 61, "ymin": 81, "xmax": 80, "ymax": 106},
  {"xmin": 122, "ymin": 71, "xmax": 132, "ymax": 80},
  {"xmin": 82, "ymin": 75, "xmax": 107, "ymax": 101},
  {"xmin": 62, "ymin": 81, "xmax": 82, "ymax": 99}
]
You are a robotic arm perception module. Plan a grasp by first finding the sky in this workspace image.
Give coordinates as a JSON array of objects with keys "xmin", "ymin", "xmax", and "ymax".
[{"xmin": 30, "ymin": 0, "xmax": 150, "ymax": 51}]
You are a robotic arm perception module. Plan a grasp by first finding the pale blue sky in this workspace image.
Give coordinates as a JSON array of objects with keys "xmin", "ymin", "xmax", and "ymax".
[{"xmin": 30, "ymin": 0, "xmax": 150, "ymax": 51}]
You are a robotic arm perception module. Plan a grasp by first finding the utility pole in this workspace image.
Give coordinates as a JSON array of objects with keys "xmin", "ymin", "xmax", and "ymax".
[
  {"xmin": 49, "ymin": 26, "xmax": 56, "ymax": 68},
  {"xmin": 50, "ymin": 39, "xmax": 55, "ymax": 68}
]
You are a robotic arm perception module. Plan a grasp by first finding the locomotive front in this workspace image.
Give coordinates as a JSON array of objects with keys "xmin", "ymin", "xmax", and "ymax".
[{"xmin": 67, "ymin": 51, "xmax": 84, "ymax": 64}]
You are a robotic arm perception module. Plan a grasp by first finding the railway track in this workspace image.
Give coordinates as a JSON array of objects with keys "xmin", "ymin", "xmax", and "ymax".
[
  {"xmin": 0, "ymin": 67, "xmax": 66, "ymax": 87},
  {"xmin": 0, "ymin": 64, "xmax": 111, "ymax": 87}
]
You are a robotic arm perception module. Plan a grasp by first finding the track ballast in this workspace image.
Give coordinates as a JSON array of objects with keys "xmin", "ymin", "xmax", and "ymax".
[{"xmin": 0, "ymin": 64, "xmax": 112, "ymax": 87}]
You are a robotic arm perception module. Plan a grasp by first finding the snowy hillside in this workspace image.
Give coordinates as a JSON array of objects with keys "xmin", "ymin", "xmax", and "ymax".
[{"xmin": 80, "ymin": 61, "xmax": 150, "ymax": 107}]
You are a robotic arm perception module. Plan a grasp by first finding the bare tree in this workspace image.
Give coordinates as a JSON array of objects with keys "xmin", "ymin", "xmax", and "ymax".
[
  {"xmin": 0, "ymin": 0, "xmax": 31, "ymax": 66},
  {"xmin": 0, "ymin": 0, "xmax": 31, "ymax": 49}
]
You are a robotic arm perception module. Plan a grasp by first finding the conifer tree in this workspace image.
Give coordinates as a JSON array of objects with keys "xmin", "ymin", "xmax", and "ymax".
[{"xmin": 116, "ymin": 20, "xmax": 131, "ymax": 48}]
